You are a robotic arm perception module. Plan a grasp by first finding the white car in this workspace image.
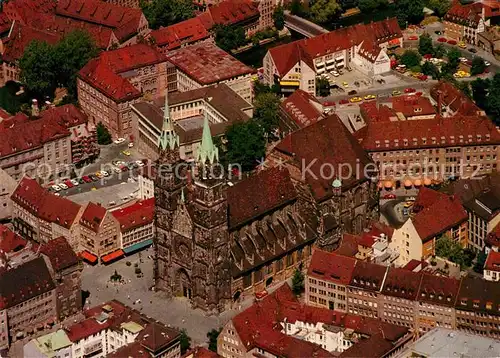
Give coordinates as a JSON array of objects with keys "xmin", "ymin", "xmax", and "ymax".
[
  {"xmin": 128, "ymin": 142, "xmax": 134, "ymax": 148},
  {"xmin": 135, "ymin": 160, "xmax": 145, "ymax": 167},
  {"xmin": 459, "ymin": 57, "xmax": 468, "ymax": 63},
  {"xmin": 101, "ymin": 171, "xmax": 109, "ymax": 177},
  {"xmin": 114, "ymin": 138, "xmax": 125, "ymax": 144},
  {"xmin": 332, "ymin": 72, "xmax": 340, "ymax": 77},
  {"xmin": 485, "ymin": 61, "xmax": 491, "ymax": 66},
  {"xmin": 70, "ymin": 179, "xmax": 79, "ymax": 186},
  {"xmin": 51, "ymin": 185, "xmax": 61, "ymax": 192},
  {"xmin": 59, "ymin": 183, "xmax": 68, "ymax": 190},
  {"xmin": 113, "ymin": 167, "xmax": 121, "ymax": 174}
]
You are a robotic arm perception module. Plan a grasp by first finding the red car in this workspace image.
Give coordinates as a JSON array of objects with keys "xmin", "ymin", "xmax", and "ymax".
[
  {"xmin": 404, "ymin": 88, "xmax": 416, "ymax": 93},
  {"xmin": 64, "ymin": 180, "xmax": 74, "ymax": 188},
  {"xmin": 408, "ymin": 35, "xmax": 418, "ymax": 41},
  {"xmin": 255, "ymin": 290, "xmax": 268, "ymax": 299},
  {"xmin": 418, "ymin": 75, "xmax": 428, "ymax": 81},
  {"xmin": 415, "ymin": 91, "xmax": 423, "ymax": 97},
  {"xmin": 383, "ymin": 193, "xmax": 396, "ymax": 199},
  {"xmin": 323, "ymin": 101, "xmax": 336, "ymax": 107},
  {"xmin": 339, "ymin": 99, "xmax": 349, "ymax": 105},
  {"xmin": 423, "ymin": 54, "xmax": 433, "ymax": 60},
  {"xmin": 82, "ymin": 175, "xmax": 92, "ymax": 183},
  {"xmin": 437, "ymin": 37, "xmax": 447, "ymax": 43},
  {"xmin": 120, "ymin": 164, "xmax": 128, "ymax": 172},
  {"xmin": 447, "ymin": 39, "xmax": 457, "ymax": 45}
]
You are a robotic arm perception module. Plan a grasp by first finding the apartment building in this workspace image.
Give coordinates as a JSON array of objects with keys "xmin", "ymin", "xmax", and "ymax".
[
  {"xmin": 79, "ymin": 202, "xmax": 121, "ymax": 264},
  {"xmin": 306, "ymin": 249, "xmax": 355, "ymax": 311},
  {"xmin": 0, "ymin": 257, "xmax": 57, "ymax": 350},
  {"xmin": 347, "ymin": 261, "xmax": 387, "ymax": 318},
  {"xmin": 0, "ymin": 169, "xmax": 17, "ymax": 222},
  {"xmin": 148, "ymin": 18, "xmax": 211, "ymax": 54},
  {"xmin": 138, "ymin": 165, "xmax": 155, "ymax": 200},
  {"xmin": 131, "ymin": 84, "xmax": 252, "ymax": 161},
  {"xmin": 263, "ymin": 18, "xmax": 402, "ymax": 95},
  {"xmin": 77, "ymin": 44, "xmax": 167, "ymax": 139},
  {"xmin": 11, "ymin": 177, "xmax": 82, "ymax": 248},
  {"xmin": 484, "ymin": 250, "xmax": 500, "ymax": 281},
  {"xmin": 66, "ymin": 300, "xmax": 181, "ymax": 358},
  {"xmin": 278, "ymin": 89, "xmax": 325, "ymax": 136},
  {"xmin": 390, "ymin": 188, "xmax": 468, "ymax": 267},
  {"xmin": 24, "ymin": 330, "xmax": 73, "ymax": 358},
  {"xmin": 430, "ymin": 81, "xmax": 485, "ymax": 118},
  {"xmin": 448, "ymin": 173, "xmax": 500, "ymax": 251},
  {"xmin": 165, "ymin": 42, "xmax": 254, "ymax": 103},
  {"xmin": 111, "ymin": 198, "xmax": 154, "ymax": 255},
  {"xmin": 40, "ymin": 236, "xmax": 83, "ymax": 320}
]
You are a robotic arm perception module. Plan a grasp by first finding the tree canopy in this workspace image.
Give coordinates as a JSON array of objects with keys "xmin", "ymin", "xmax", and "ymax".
[
  {"xmin": 418, "ymin": 33, "xmax": 434, "ymax": 56},
  {"xmin": 395, "ymin": 0, "xmax": 424, "ymax": 27},
  {"xmin": 179, "ymin": 329, "xmax": 191, "ymax": 354},
  {"xmin": 253, "ymin": 92, "xmax": 281, "ymax": 138},
  {"xmin": 19, "ymin": 30, "xmax": 97, "ymax": 99},
  {"xmin": 213, "ymin": 24, "xmax": 247, "ymax": 52},
  {"xmin": 400, "ymin": 50, "xmax": 422, "ymax": 68},
  {"xmin": 140, "ymin": 0, "xmax": 194, "ymax": 30},
  {"xmin": 486, "ymin": 74, "xmax": 500, "ymax": 125},
  {"xmin": 207, "ymin": 328, "xmax": 222, "ymax": 352},
  {"xmin": 96, "ymin": 122, "xmax": 112, "ymax": 145},
  {"xmin": 435, "ymin": 236, "xmax": 472, "ymax": 269},
  {"xmin": 292, "ymin": 268, "xmax": 305, "ymax": 295},
  {"xmin": 471, "ymin": 57, "xmax": 487, "ymax": 76},
  {"xmin": 310, "ymin": 0, "xmax": 341, "ymax": 24},
  {"xmin": 425, "ymin": 0, "xmax": 452, "ymax": 17},
  {"xmin": 316, "ymin": 77, "xmax": 330, "ymax": 97},
  {"xmin": 471, "ymin": 77, "xmax": 490, "ymax": 110},
  {"xmin": 225, "ymin": 120, "xmax": 266, "ymax": 172},
  {"xmin": 358, "ymin": 0, "xmax": 388, "ymax": 13},
  {"xmin": 422, "ymin": 61, "xmax": 440, "ymax": 79},
  {"xmin": 273, "ymin": 5, "xmax": 285, "ymax": 30}
]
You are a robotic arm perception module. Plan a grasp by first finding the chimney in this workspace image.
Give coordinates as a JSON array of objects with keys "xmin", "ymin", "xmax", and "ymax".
[{"xmin": 31, "ymin": 99, "xmax": 39, "ymax": 117}]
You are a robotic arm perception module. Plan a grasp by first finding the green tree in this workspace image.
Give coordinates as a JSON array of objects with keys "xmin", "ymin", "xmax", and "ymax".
[
  {"xmin": 422, "ymin": 61, "xmax": 440, "ymax": 79},
  {"xmin": 473, "ymin": 250, "xmax": 487, "ymax": 273},
  {"xmin": 316, "ymin": 77, "xmax": 330, "ymax": 97},
  {"xmin": 273, "ymin": 5, "xmax": 285, "ymax": 30},
  {"xmin": 96, "ymin": 122, "xmax": 112, "ymax": 145},
  {"xmin": 290, "ymin": 0, "xmax": 304, "ymax": 16},
  {"xmin": 110, "ymin": 270, "xmax": 121, "ymax": 282},
  {"xmin": 471, "ymin": 57, "xmax": 487, "ymax": 76},
  {"xmin": 426, "ymin": 0, "xmax": 451, "ymax": 17},
  {"xmin": 140, "ymin": 0, "xmax": 194, "ymax": 29},
  {"xmin": 225, "ymin": 121, "xmax": 266, "ymax": 172},
  {"xmin": 471, "ymin": 77, "xmax": 490, "ymax": 109},
  {"xmin": 310, "ymin": 0, "xmax": 341, "ymax": 24},
  {"xmin": 435, "ymin": 236, "xmax": 469, "ymax": 268},
  {"xmin": 207, "ymin": 328, "xmax": 221, "ymax": 352},
  {"xmin": 434, "ymin": 44, "xmax": 446, "ymax": 59},
  {"xmin": 358, "ymin": 0, "xmax": 388, "ymax": 12},
  {"xmin": 55, "ymin": 30, "xmax": 98, "ymax": 96},
  {"xmin": 487, "ymin": 74, "xmax": 500, "ymax": 124},
  {"xmin": 19, "ymin": 40, "xmax": 58, "ymax": 99},
  {"xmin": 179, "ymin": 329, "xmax": 191, "ymax": 354},
  {"xmin": 254, "ymin": 92, "xmax": 280, "ymax": 138},
  {"xmin": 418, "ymin": 33, "xmax": 434, "ymax": 56},
  {"xmin": 253, "ymin": 80, "xmax": 279, "ymax": 97},
  {"xmin": 396, "ymin": 0, "xmax": 424, "ymax": 27},
  {"xmin": 291, "ymin": 268, "xmax": 304, "ymax": 295},
  {"xmin": 213, "ymin": 24, "xmax": 247, "ymax": 52},
  {"xmin": 400, "ymin": 50, "xmax": 422, "ymax": 68}
]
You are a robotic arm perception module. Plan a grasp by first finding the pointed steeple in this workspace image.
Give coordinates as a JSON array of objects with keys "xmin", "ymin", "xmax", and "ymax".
[
  {"xmin": 180, "ymin": 188, "xmax": 185, "ymax": 203},
  {"xmin": 196, "ymin": 110, "xmax": 219, "ymax": 164},
  {"xmin": 158, "ymin": 91, "xmax": 179, "ymax": 151}
]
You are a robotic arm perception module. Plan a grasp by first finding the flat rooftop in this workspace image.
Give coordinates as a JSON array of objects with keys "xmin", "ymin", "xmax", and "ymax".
[
  {"xmin": 406, "ymin": 328, "xmax": 500, "ymax": 358},
  {"xmin": 166, "ymin": 42, "xmax": 254, "ymax": 84}
]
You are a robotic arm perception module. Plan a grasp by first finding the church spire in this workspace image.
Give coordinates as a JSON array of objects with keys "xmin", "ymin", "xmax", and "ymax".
[
  {"xmin": 196, "ymin": 110, "xmax": 218, "ymax": 164},
  {"xmin": 158, "ymin": 90, "xmax": 179, "ymax": 151}
]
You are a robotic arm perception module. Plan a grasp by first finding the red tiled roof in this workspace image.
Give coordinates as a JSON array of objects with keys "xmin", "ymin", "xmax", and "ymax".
[
  {"xmin": 56, "ymin": 0, "xmax": 144, "ymax": 42},
  {"xmin": 198, "ymin": 0, "xmax": 259, "ymax": 29},
  {"xmin": 254, "ymin": 329, "xmax": 333, "ymax": 358},
  {"xmin": 412, "ymin": 194, "xmax": 467, "ymax": 242},
  {"xmin": 66, "ymin": 315, "xmax": 111, "ymax": 341},
  {"xmin": 3, "ymin": 0, "xmax": 56, "ymax": 23},
  {"xmin": 166, "ymin": 42, "xmax": 254, "ymax": 85},
  {"xmin": 138, "ymin": 322, "xmax": 180, "ymax": 353},
  {"xmin": 308, "ymin": 249, "xmax": 356, "ymax": 285},
  {"xmin": 149, "ymin": 17, "xmax": 209, "ymax": 51},
  {"xmin": 402, "ymin": 259, "xmax": 428, "ymax": 272},
  {"xmin": 40, "ymin": 236, "xmax": 80, "ymax": 272},
  {"xmin": 413, "ymin": 187, "xmax": 449, "ymax": 213},
  {"xmin": 78, "ymin": 58, "xmax": 141, "ymax": 103},
  {"xmin": 357, "ymin": 39, "xmax": 382, "ymax": 63},
  {"xmin": 445, "ymin": 1, "xmax": 482, "ymax": 25},
  {"xmin": 381, "ymin": 267, "xmax": 422, "ymax": 300},
  {"xmin": 108, "ymin": 342, "xmax": 150, "ymax": 358},
  {"xmin": 430, "ymin": 81, "xmax": 482, "ymax": 116},
  {"xmin": 275, "ymin": 115, "xmax": 373, "ymax": 201},
  {"xmin": 392, "ymin": 95, "xmax": 436, "ymax": 118},
  {"xmin": 482, "ymin": 0, "xmax": 500, "ymax": 18},
  {"xmin": 80, "ymin": 202, "xmax": 107, "ymax": 232},
  {"xmin": 227, "ymin": 167, "xmax": 297, "ymax": 229},
  {"xmin": 182, "ymin": 347, "xmax": 221, "ymax": 358},
  {"xmin": 486, "ymin": 222, "xmax": 500, "ymax": 248},
  {"xmin": 339, "ymin": 334, "xmax": 395, "ymax": 358},
  {"xmin": 359, "ymin": 102, "xmax": 397, "ymax": 124},
  {"xmin": 40, "ymin": 104, "xmax": 88, "ymax": 129},
  {"xmin": 418, "ymin": 273, "xmax": 460, "ymax": 307},
  {"xmin": 350, "ymin": 260, "xmax": 387, "ymax": 291},
  {"xmin": 2, "ymin": 22, "xmax": 60, "ymax": 63},
  {"xmin": 0, "ymin": 13, "xmax": 12, "ymax": 35},
  {"xmin": 485, "ymin": 250, "xmax": 500, "ymax": 272},
  {"xmin": 455, "ymin": 276, "xmax": 500, "ymax": 313},
  {"xmin": 0, "ymin": 224, "xmax": 27, "ymax": 253},
  {"xmin": 334, "ymin": 233, "xmax": 361, "ymax": 257},
  {"xmin": 280, "ymin": 89, "xmax": 324, "ymax": 129},
  {"xmin": 11, "ymin": 177, "xmax": 82, "ymax": 229},
  {"xmin": 99, "ymin": 44, "xmax": 166, "ymax": 73},
  {"xmin": 268, "ymin": 18, "xmax": 401, "ymax": 76},
  {"xmin": 112, "ymin": 198, "xmax": 154, "ymax": 233},
  {"xmin": 355, "ymin": 115, "xmax": 500, "ymax": 152},
  {"xmin": 0, "ymin": 257, "xmax": 55, "ymax": 310}
]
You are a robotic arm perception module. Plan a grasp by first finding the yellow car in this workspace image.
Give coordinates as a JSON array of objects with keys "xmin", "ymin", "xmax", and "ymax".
[
  {"xmin": 95, "ymin": 172, "xmax": 103, "ymax": 178},
  {"xmin": 458, "ymin": 42, "xmax": 466, "ymax": 49},
  {"xmin": 392, "ymin": 90, "xmax": 401, "ymax": 96},
  {"xmin": 350, "ymin": 97, "xmax": 363, "ymax": 103},
  {"xmin": 364, "ymin": 94, "xmax": 376, "ymax": 100},
  {"xmin": 342, "ymin": 81, "xmax": 349, "ymax": 87},
  {"xmin": 121, "ymin": 150, "xmax": 131, "ymax": 156}
]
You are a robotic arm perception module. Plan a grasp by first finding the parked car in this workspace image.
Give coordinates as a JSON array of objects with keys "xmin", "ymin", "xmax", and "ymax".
[
  {"xmin": 392, "ymin": 90, "xmax": 401, "ymax": 96},
  {"xmin": 408, "ymin": 35, "xmax": 418, "ymax": 41},
  {"xmin": 349, "ymin": 96, "xmax": 362, "ymax": 103},
  {"xmin": 418, "ymin": 75, "xmax": 428, "ymax": 81},
  {"xmin": 128, "ymin": 142, "xmax": 134, "ymax": 148},
  {"xmin": 64, "ymin": 180, "xmax": 74, "ymax": 188},
  {"xmin": 82, "ymin": 175, "xmax": 92, "ymax": 183},
  {"xmin": 437, "ymin": 37, "xmax": 447, "ymax": 43},
  {"xmin": 404, "ymin": 88, "xmax": 416, "ymax": 93},
  {"xmin": 114, "ymin": 138, "xmax": 125, "ymax": 144},
  {"xmin": 135, "ymin": 160, "xmax": 145, "ymax": 167},
  {"xmin": 101, "ymin": 171, "xmax": 109, "ymax": 177},
  {"xmin": 113, "ymin": 167, "xmax": 121, "ymax": 174},
  {"xmin": 458, "ymin": 42, "xmax": 466, "ymax": 49},
  {"xmin": 89, "ymin": 174, "xmax": 99, "ymax": 181},
  {"xmin": 339, "ymin": 99, "xmax": 349, "ymax": 104},
  {"xmin": 434, "ymin": 31, "xmax": 442, "ymax": 35},
  {"xmin": 447, "ymin": 39, "xmax": 457, "ymax": 45},
  {"xmin": 348, "ymin": 90, "xmax": 357, "ymax": 95},
  {"xmin": 59, "ymin": 183, "xmax": 68, "ymax": 190},
  {"xmin": 127, "ymin": 162, "xmax": 135, "ymax": 170},
  {"xmin": 95, "ymin": 172, "xmax": 103, "ymax": 178},
  {"xmin": 120, "ymin": 164, "xmax": 129, "ymax": 172},
  {"xmin": 70, "ymin": 179, "xmax": 79, "ymax": 186},
  {"xmin": 364, "ymin": 94, "xmax": 376, "ymax": 100},
  {"xmin": 415, "ymin": 91, "xmax": 423, "ymax": 96},
  {"xmin": 323, "ymin": 101, "xmax": 336, "ymax": 107},
  {"xmin": 78, "ymin": 178, "xmax": 86, "ymax": 184},
  {"xmin": 468, "ymin": 47, "xmax": 477, "ymax": 53},
  {"xmin": 121, "ymin": 150, "xmax": 131, "ymax": 156},
  {"xmin": 342, "ymin": 81, "xmax": 349, "ymax": 87},
  {"xmin": 383, "ymin": 193, "xmax": 396, "ymax": 199},
  {"xmin": 485, "ymin": 60, "xmax": 491, "ymax": 66},
  {"xmin": 51, "ymin": 185, "xmax": 62, "ymax": 192}
]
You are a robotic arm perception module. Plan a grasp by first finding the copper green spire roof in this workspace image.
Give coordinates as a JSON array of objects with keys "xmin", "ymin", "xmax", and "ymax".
[
  {"xmin": 180, "ymin": 188, "xmax": 185, "ymax": 203},
  {"xmin": 196, "ymin": 110, "xmax": 219, "ymax": 164},
  {"xmin": 158, "ymin": 91, "xmax": 179, "ymax": 151}
]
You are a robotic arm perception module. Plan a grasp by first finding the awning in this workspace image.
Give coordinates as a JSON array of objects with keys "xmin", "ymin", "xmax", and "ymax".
[
  {"xmin": 404, "ymin": 180, "xmax": 413, "ymax": 187},
  {"xmin": 101, "ymin": 249, "xmax": 124, "ymax": 264},
  {"xmin": 315, "ymin": 62, "xmax": 325, "ymax": 67},
  {"xmin": 279, "ymin": 81, "xmax": 300, "ymax": 86},
  {"xmin": 414, "ymin": 179, "xmax": 422, "ymax": 187},
  {"xmin": 316, "ymin": 68, "xmax": 325, "ymax": 74},
  {"xmin": 423, "ymin": 178, "xmax": 432, "ymax": 186},
  {"xmin": 389, "ymin": 38, "xmax": 401, "ymax": 46},
  {"xmin": 80, "ymin": 250, "xmax": 98, "ymax": 264},
  {"xmin": 326, "ymin": 59, "xmax": 335, "ymax": 64},
  {"xmin": 326, "ymin": 64, "xmax": 336, "ymax": 71},
  {"xmin": 384, "ymin": 181, "xmax": 393, "ymax": 189},
  {"xmin": 123, "ymin": 239, "xmax": 153, "ymax": 254}
]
